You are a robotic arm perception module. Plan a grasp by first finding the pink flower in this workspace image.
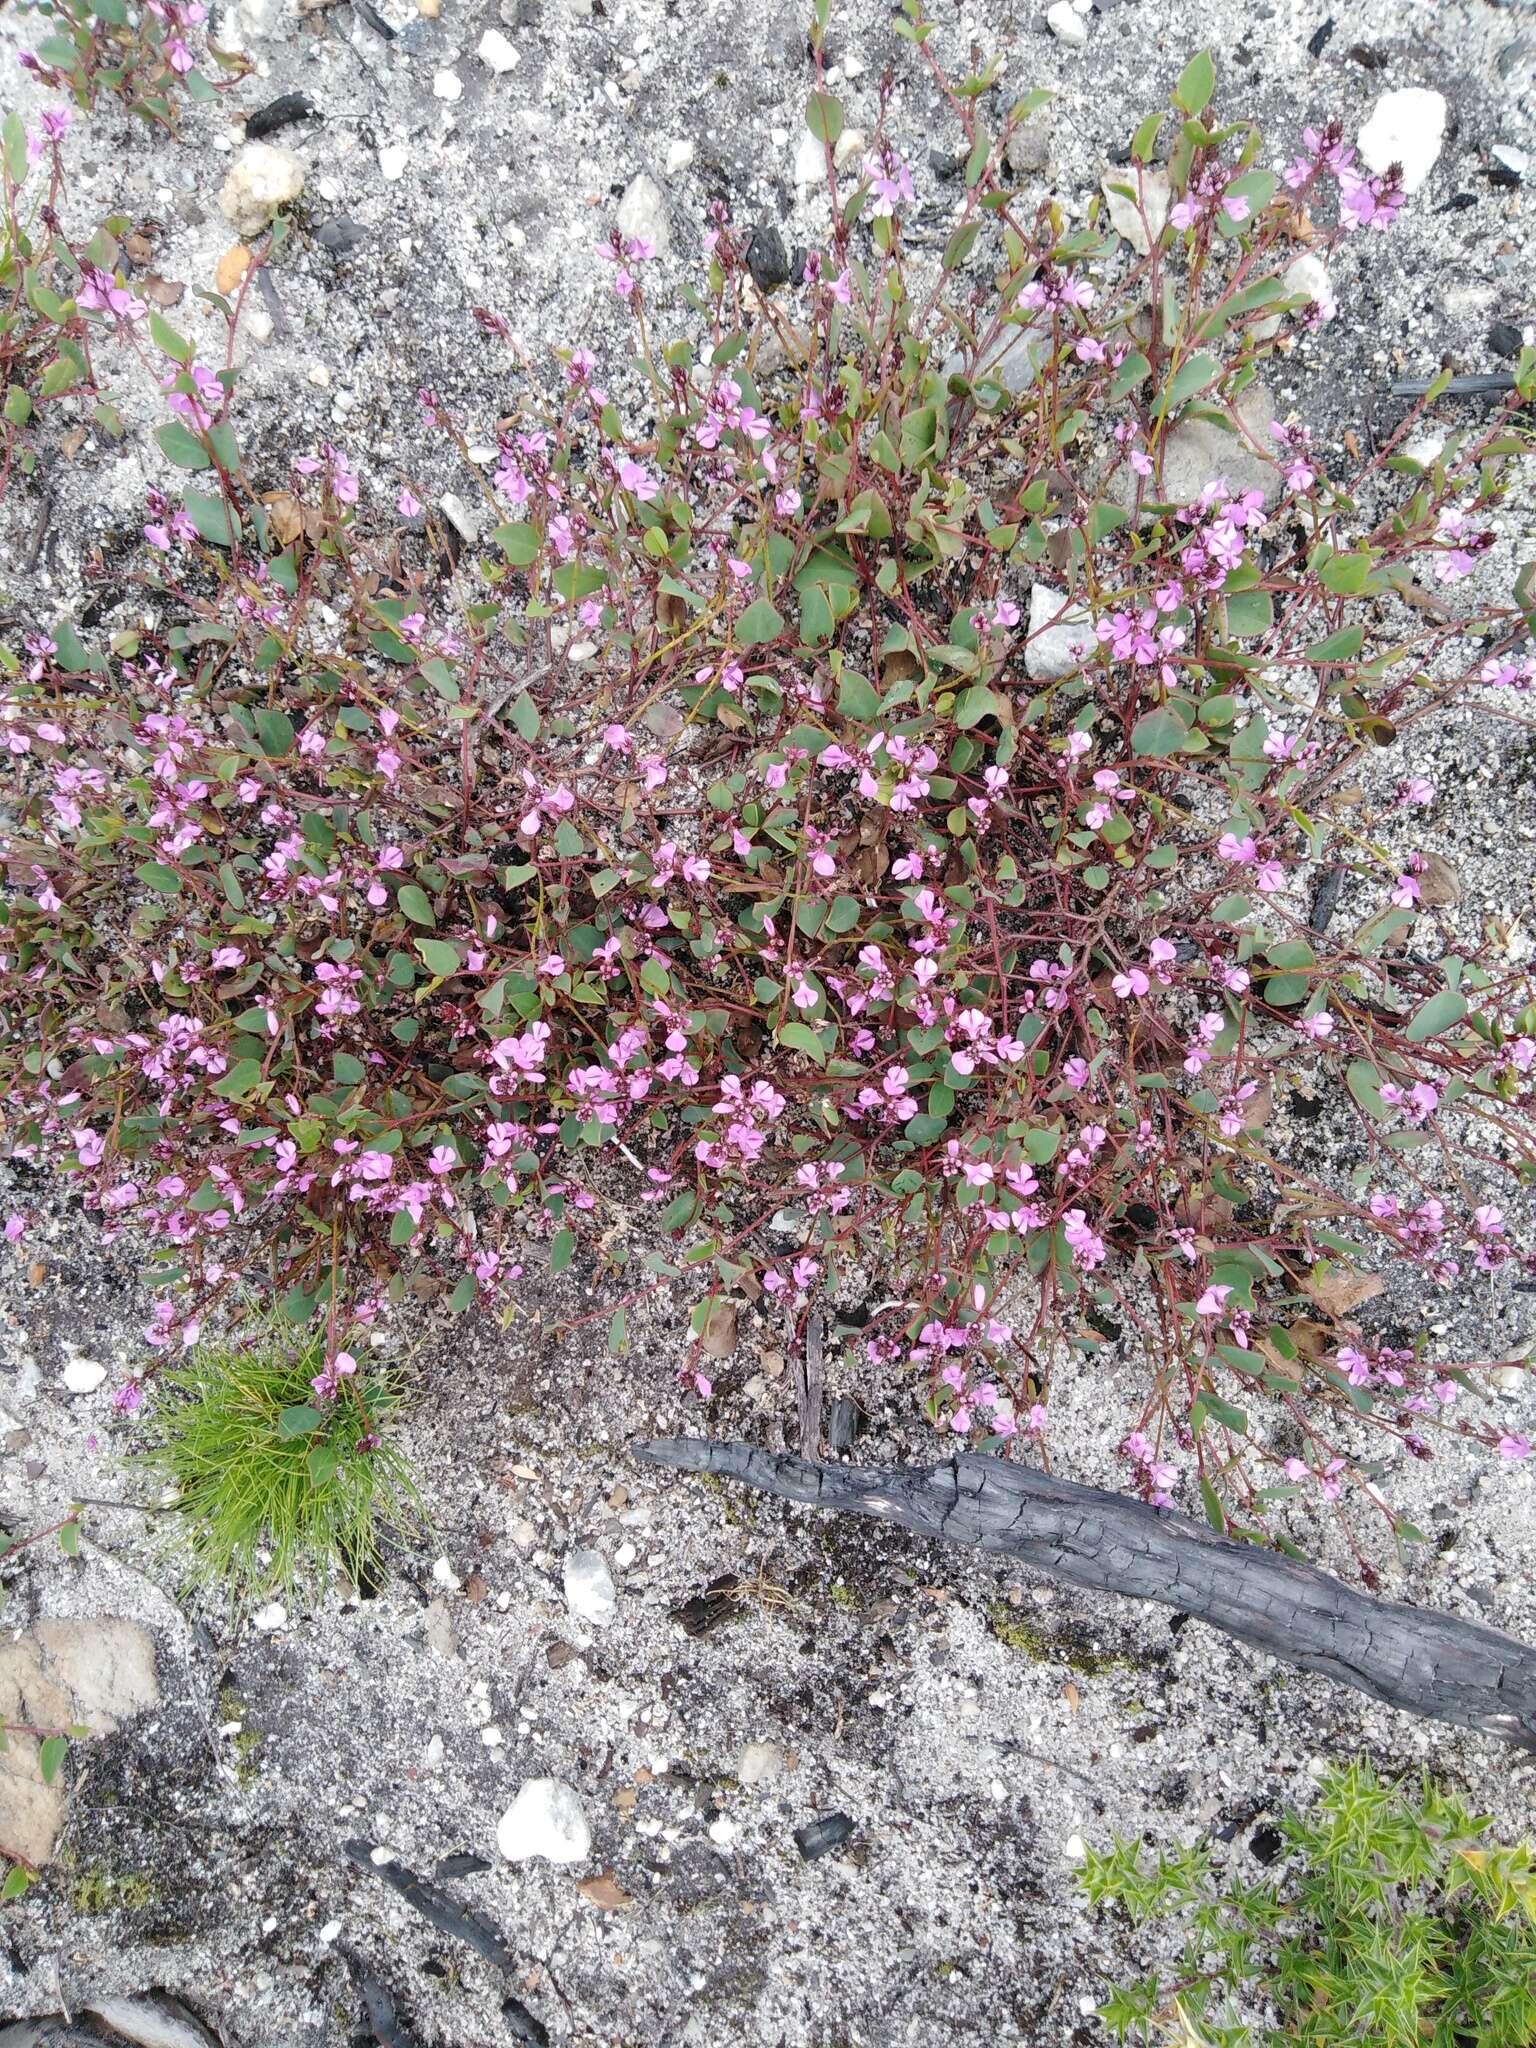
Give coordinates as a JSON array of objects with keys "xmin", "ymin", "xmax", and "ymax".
[
  {"xmin": 428, "ymin": 1145, "xmax": 458, "ymax": 1175},
  {"xmin": 1195, "ymin": 1283, "xmax": 1233, "ymax": 1316},
  {"xmin": 3, "ymin": 1214, "xmax": 26, "ymax": 1242},
  {"xmin": 1498, "ymin": 1434, "xmax": 1532, "ymax": 1462}
]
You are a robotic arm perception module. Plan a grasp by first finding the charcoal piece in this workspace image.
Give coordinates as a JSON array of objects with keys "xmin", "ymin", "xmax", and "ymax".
[
  {"xmin": 745, "ymin": 222, "xmax": 793, "ymax": 292},
  {"xmin": 343, "ymin": 1840, "xmax": 524, "ymax": 1977},
  {"xmin": 245, "ymin": 92, "xmax": 318, "ymax": 139},
  {"xmin": 358, "ymin": 1970, "xmax": 424, "ymax": 2048},
  {"xmin": 501, "ymin": 1999, "xmax": 551, "ymax": 2046},
  {"xmin": 670, "ymin": 1573, "xmax": 740, "ymax": 1636},
  {"xmin": 795, "ymin": 1812, "xmax": 855, "ymax": 1861},
  {"xmin": 1309, "ymin": 862, "xmax": 1345, "ymax": 936},
  {"xmin": 635, "ymin": 1439, "xmax": 1536, "ymax": 1751},
  {"xmin": 826, "ymin": 1396, "xmax": 862, "ymax": 1453},
  {"xmin": 434, "ymin": 1850, "xmax": 492, "ymax": 1879}
]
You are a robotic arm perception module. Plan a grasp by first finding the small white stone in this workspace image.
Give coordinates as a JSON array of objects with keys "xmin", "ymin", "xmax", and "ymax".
[
  {"xmin": 793, "ymin": 130, "xmax": 826, "ymax": 186},
  {"xmin": 262, "ymin": 1916, "xmax": 278, "ymax": 1934},
  {"xmin": 62, "ymin": 1358, "xmax": 107, "ymax": 1394},
  {"xmin": 1358, "ymin": 87, "xmax": 1446, "ymax": 194},
  {"xmin": 842, "ymin": 51, "xmax": 864, "ymax": 76},
  {"xmin": 439, "ymin": 492, "xmax": 483, "ymax": 543},
  {"xmin": 425, "ymin": 1735, "xmax": 445, "ymax": 1769},
  {"xmin": 1025, "ymin": 583, "xmax": 1093, "ymax": 680},
  {"xmin": 369, "ymin": 1845, "xmax": 393, "ymax": 1865},
  {"xmin": 497, "ymin": 1779, "xmax": 591, "ymax": 1864},
  {"xmin": 1254, "ymin": 253, "xmax": 1337, "ymax": 340},
  {"xmin": 245, "ymin": 307, "xmax": 275, "ymax": 345},
  {"xmin": 252, "ymin": 1601, "xmax": 287, "ymax": 1633},
  {"xmin": 665, "ymin": 138, "xmax": 695, "ymax": 175},
  {"xmin": 306, "ymin": 363, "xmax": 331, "ymax": 388},
  {"xmin": 319, "ymin": 1919, "xmax": 342, "ymax": 1944},
  {"xmin": 219, "ymin": 142, "xmax": 305, "ymax": 237},
  {"xmin": 477, "ymin": 26, "xmax": 519, "ymax": 71},
  {"xmin": 378, "ymin": 142, "xmax": 409, "ymax": 183},
  {"xmin": 736, "ymin": 1741, "xmax": 784, "ymax": 1785},
  {"xmin": 563, "ymin": 1547, "xmax": 618, "ymax": 1628},
  {"xmin": 481, "ymin": 1725, "xmax": 504, "ymax": 1747},
  {"xmin": 707, "ymin": 1816, "xmax": 737, "ymax": 1845},
  {"xmin": 616, "ymin": 170, "xmax": 670, "ymax": 255},
  {"xmin": 432, "ymin": 1555, "xmax": 463, "ymax": 1591},
  {"xmin": 1046, "ymin": 1, "xmax": 1087, "ymax": 47},
  {"xmin": 615, "ymin": 1541, "xmax": 637, "ymax": 1569},
  {"xmin": 433, "ymin": 68, "xmax": 463, "ymax": 102},
  {"xmin": 832, "ymin": 127, "xmax": 866, "ymax": 173},
  {"xmin": 1064, "ymin": 1833, "xmax": 1087, "ymax": 1859}
]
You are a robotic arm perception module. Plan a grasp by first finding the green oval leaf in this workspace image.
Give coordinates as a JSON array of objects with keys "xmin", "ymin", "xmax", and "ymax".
[
  {"xmin": 1131, "ymin": 706, "xmax": 1189, "ymax": 757},
  {"xmin": 1405, "ymin": 989, "xmax": 1468, "ymax": 1043}
]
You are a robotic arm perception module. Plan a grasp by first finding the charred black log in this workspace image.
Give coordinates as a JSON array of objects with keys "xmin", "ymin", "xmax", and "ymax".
[{"xmin": 634, "ymin": 1439, "xmax": 1536, "ymax": 1752}]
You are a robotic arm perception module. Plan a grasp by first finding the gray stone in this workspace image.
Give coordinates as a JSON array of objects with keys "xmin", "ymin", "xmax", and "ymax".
[
  {"xmin": 497, "ymin": 1777, "xmax": 591, "ymax": 1863},
  {"xmin": 0, "ymin": 1618, "xmax": 159, "ymax": 1866},
  {"xmin": 1046, "ymin": 1, "xmax": 1088, "ymax": 47},
  {"xmin": 1025, "ymin": 583, "xmax": 1094, "ymax": 681},
  {"xmin": 1107, "ymin": 382, "xmax": 1279, "ymax": 514},
  {"xmin": 1100, "ymin": 168, "xmax": 1171, "ymax": 256},
  {"xmin": 563, "ymin": 1546, "xmax": 618, "ymax": 1627},
  {"xmin": 1005, "ymin": 109, "xmax": 1054, "ymax": 176},
  {"xmin": 940, "ymin": 324, "xmax": 1047, "ymax": 397}
]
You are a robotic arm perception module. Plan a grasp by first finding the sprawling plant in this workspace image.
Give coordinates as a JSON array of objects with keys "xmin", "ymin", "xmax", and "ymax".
[
  {"xmin": 1080, "ymin": 1759, "xmax": 1536, "ymax": 2046},
  {"xmin": 13, "ymin": 0, "xmax": 245, "ymax": 130},
  {"xmin": 2, "ymin": 12, "xmax": 1533, "ymax": 1547}
]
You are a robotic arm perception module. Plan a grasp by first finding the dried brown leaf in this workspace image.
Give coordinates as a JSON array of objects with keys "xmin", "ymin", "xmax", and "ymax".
[
  {"xmin": 701, "ymin": 1300, "xmax": 738, "ymax": 1359},
  {"xmin": 140, "ymin": 273, "xmax": 185, "ymax": 309},
  {"xmin": 1417, "ymin": 852, "xmax": 1460, "ymax": 908},
  {"xmin": 576, "ymin": 1870, "xmax": 634, "ymax": 1911},
  {"xmin": 1299, "ymin": 1266, "xmax": 1384, "ymax": 1319}
]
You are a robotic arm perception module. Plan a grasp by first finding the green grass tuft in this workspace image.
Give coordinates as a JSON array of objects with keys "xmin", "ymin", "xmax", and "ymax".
[{"xmin": 135, "ymin": 1325, "xmax": 421, "ymax": 1608}]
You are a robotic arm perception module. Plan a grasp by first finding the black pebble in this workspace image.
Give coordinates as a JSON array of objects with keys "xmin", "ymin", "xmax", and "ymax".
[
  {"xmin": 1306, "ymin": 17, "xmax": 1334, "ymax": 57},
  {"xmin": 795, "ymin": 1812, "xmax": 855, "ymax": 1861},
  {"xmin": 1488, "ymin": 157, "xmax": 1524, "ymax": 190},
  {"xmin": 317, "ymin": 216, "xmax": 367, "ymax": 257},
  {"xmin": 1490, "ymin": 320, "xmax": 1525, "ymax": 359},
  {"xmin": 433, "ymin": 1850, "xmax": 492, "ymax": 1879},
  {"xmin": 245, "ymin": 91, "xmax": 318, "ymax": 140}
]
